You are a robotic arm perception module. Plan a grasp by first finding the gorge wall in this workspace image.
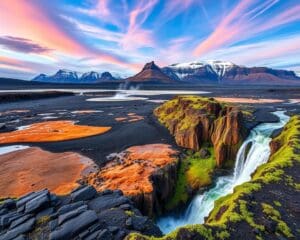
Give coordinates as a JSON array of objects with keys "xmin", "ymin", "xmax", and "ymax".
[{"xmin": 154, "ymin": 96, "xmax": 249, "ymax": 167}]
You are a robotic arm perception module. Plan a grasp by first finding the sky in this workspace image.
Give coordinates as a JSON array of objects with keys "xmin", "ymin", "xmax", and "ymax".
[{"xmin": 0, "ymin": 0, "xmax": 299, "ymax": 79}]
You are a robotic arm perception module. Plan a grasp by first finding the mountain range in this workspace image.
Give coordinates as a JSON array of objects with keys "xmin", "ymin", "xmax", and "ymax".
[
  {"xmin": 33, "ymin": 70, "xmax": 118, "ymax": 83},
  {"xmin": 32, "ymin": 61, "xmax": 300, "ymax": 85}
]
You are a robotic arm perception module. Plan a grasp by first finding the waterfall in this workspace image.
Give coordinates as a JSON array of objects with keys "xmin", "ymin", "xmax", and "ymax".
[{"xmin": 157, "ymin": 111, "xmax": 290, "ymax": 234}]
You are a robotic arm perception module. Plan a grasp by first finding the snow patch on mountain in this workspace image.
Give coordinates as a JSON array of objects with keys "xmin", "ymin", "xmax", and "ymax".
[{"xmin": 168, "ymin": 60, "xmax": 235, "ymax": 79}]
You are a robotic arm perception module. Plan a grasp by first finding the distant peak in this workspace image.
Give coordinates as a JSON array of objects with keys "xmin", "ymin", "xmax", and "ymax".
[{"xmin": 142, "ymin": 61, "xmax": 160, "ymax": 71}]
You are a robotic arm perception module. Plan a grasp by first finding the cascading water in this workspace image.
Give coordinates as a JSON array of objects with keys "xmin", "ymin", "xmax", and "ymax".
[{"xmin": 157, "ymin": 111, "xmax": 290, "ymax": 234}]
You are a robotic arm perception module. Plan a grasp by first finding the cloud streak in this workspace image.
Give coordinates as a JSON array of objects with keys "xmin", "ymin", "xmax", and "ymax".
[
  {"xmin": 193, "ymin": 0, "xmax": 300, "ymax": 57},
  {"xmin": 0, "ymin": 36, "xmax": 51, "ymax": 54}
]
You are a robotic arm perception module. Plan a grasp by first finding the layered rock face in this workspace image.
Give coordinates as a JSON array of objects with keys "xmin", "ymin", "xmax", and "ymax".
[
  {"xmin": 0, "ymin": 186, "xmax": 162, "ymax": 240},
  {"xmin": 86, "ymin": 144, "xmax": 179, "ymax": 216},
  {"xmin": 154, "ymin": 96, "xmax": 248, "ymax": 167}
]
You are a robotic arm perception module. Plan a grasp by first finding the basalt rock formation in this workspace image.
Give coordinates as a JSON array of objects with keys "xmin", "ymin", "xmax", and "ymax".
[
  {"xmin": 126, "ymin": 115, "xmax": 300, "ymax": 240},
  {"xmin": 0, "ymin": 186, "xmax": 162, "ymax": 240},
  {"xmin": 86, "ymin": 144, "xmax": 179, "ymax": 216},
  {"xmin": 154, "ymin": 96, "xmax": 249, "ymax": 167}
]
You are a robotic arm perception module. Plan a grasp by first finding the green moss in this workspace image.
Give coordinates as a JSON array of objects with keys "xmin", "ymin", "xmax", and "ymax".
[
  {"xmin": 127, "ymin": 225, "xmax": 214, "ymax": 240},
  {"xmin": 166, "ymin": 148, "xmax": 216, "ymax": 210},
  {"xmin": 36, "ymin": 215, "xmax": 51, "ymax": 225},
  {"xmin": 186, "ymin": 148, "xmax": 216, "ymax": 189},
  {"xmin": 216, "ymin": 230, "xmax": 230, "ymax": 239},
  {"xmin": 125, "ymin": 210, "xmax": 134, "ymax": 216},
  {"xmin": 261, "ymin": 203, "xmax": 293, "ymax": 238},
  {"xmin": 207, "ymin": 182, "xmax": 261, "ymax": 224},
  {"xmin": 273, "ymin": 201, "xmax": 282, "ymax": 207},
  {"xmin": 154, "ymin": 96, "xmax": 224, "ymax": 132}
]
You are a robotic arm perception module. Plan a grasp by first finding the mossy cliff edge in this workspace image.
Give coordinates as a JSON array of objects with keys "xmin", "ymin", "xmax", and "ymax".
[
  {"xmin": 126, "ymin": 115, "xmax": 300, "ymax": 240},
  {"xmin": 154, "ymin": 96, "xmax": 249, "ymax": 168}
]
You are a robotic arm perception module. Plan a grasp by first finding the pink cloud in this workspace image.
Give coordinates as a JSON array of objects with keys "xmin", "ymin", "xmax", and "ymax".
[
  {"xmin": 193, "ymin": 0, "xmax": 300, "ymax": 57},
  {"xmin": 0, "ymin": 1, "xmax": 138, "ymax": 71},
  {"xmin": 0, "ymin": 56, "xmax": 34, "ymax": 73},
  {"xmin": 120, "ymin": 0, "xmax": 158, "ymax": 50}
]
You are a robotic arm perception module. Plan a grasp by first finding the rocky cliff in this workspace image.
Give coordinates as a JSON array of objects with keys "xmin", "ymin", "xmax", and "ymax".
[
  {"xmin": 126, "ymin": 115, "xmax": 300, "ymax": 240},
  {"xmin": 86, "ymin": 144, "xmax": 179, "ymax": 217},
  {"xmin": 154, "ymin": 96, "xmax": 248, "ymax": 167}
]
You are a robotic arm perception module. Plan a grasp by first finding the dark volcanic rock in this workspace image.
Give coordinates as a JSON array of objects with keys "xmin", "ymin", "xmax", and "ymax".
[
  {"xmin": 71, "ymin": 185, "xmax": 97, "ymax": 202},
  {"xmin": 50, "ymin": 210, "xmax": 98, "ymax": 240},
  {"xmin": 0, "ymin": 185, "xmax": 162, "ymax": 239},
  {"xmin": 88, "ymin": 193, "xmax": 130, "ymax": 213},
  {"xmin": 0, "ymin": 217, "xmax": 35, "ymax": 240}
]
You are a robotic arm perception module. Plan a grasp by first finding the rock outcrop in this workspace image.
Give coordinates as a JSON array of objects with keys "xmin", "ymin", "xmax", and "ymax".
[
  {"xmin": 154, "ymin": 96, "xmax": 248, "ymax": 167},
  {"xmin": 86, "ymin": 144, "xmax": 179, "ymax": 216},
  {"xmin": 0, "ymin": 186, "xmax": 162, "ymax": 240}
]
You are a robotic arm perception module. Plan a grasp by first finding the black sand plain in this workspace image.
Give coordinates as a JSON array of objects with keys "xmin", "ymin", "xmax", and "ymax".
[{"xmin": 0, "ymin": 83, "xmax": 299, "ymax": 166}]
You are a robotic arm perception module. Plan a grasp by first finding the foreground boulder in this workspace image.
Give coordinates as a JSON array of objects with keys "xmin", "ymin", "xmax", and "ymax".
[
  {"xmin": 0, "ymin": 186, "xmax": 162, "ymax": 240},
  {"xmin": 154, "ymin": 96, "xmax": 249, "ymax": 167}
]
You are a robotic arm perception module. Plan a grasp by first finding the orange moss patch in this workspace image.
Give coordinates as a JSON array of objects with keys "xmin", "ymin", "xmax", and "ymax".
[
  {"xmin": 88, "ymin": 144, "xmax": 178, "ymax": 195},
  {"xmin": 0, "ymin": 120, "xmax": 111, "ymax": 144},
  {"xmin": 0, "ymin": 147, "xmax": 97, "ymax": 198},
  {"xmin": 215, "ymin": 97, "xmax": 283, "ymax": 104}
]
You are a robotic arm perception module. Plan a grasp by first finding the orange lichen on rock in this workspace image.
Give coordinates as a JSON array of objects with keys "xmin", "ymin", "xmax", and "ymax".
[
  {"xmin": 215, "ymin": 97, "xmax": 283, "ymax": 104},
  {"xmin": 0, "ymin": 147, "xmax": 98, "ymax": 198},
  {"xmin": 87, "ymin": 144, "xmax": 178, "ymax": 195},
  {"xmin": 0, "ymin": 120, "xmax": 111, "ymax": 144}
]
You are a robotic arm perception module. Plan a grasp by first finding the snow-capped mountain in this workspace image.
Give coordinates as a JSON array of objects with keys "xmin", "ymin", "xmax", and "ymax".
[
  {"xmin": 163, "ymin": 61, "xmax": 236, "ymax": 82},
  {"xmin": 33, "ymin": 70, "xmax": 117, "ymax": 83},
  {"xmin": 80, "ymin": 71, "xmax": 100, "ymax": 82},
  {"xmin": 162, "ymin": 61, "xmax": 300, "ymax": 84}
]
